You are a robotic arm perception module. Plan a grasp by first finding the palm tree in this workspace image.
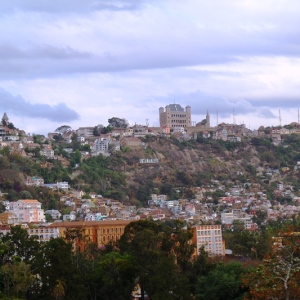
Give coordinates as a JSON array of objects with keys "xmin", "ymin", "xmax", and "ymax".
[{"xmin": 52, "ymin": 279, "xmax": 66, "ymax": 300}]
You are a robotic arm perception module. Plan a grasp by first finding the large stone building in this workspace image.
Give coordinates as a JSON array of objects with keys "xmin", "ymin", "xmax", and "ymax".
[
  {"xmin": 159, "ymin": 104, "xmax": 191, "ymax": 128},
  {"xmin": 48, "ymin": 220, "xmax": 131, "ymax": 251}
]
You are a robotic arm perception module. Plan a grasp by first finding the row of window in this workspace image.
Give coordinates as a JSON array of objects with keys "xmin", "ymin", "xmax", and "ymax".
[
  {"xmin": 197, "ymin": 230, "xmax": 221, "ymax": 235},
  {"xmin": 171, "ymin": 114, "xmax": 187, "ymax": 118},
  {"xmin": 84, "ymin": 227, "xmax": 124, "ymax": 234}
]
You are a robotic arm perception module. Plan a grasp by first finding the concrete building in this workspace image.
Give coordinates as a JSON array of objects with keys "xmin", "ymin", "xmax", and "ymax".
[
  {"xmin": 9, "ymin": 199, "xmax": 45, "ymax": 223},
  {"xmin": 0, "ymin": 212, "xmax": 19, "ymax": 225},
  {"xmin": 192, "ymin": 224, "xmax": 225, "ymax": 256},
  {"xmin": 76, "ymin": 127, "xmax": 94, "ymax": 138},
  {"xmin": 159, "ymin": 104, "xmax": 191, "ymax": 128},
  {"xmin": 27, "ymin": 225, "xmax": 59, "ymax": 242},
  {"xmin": 92, "ymin": 138, "xmax": 111, "ymax": 153}
]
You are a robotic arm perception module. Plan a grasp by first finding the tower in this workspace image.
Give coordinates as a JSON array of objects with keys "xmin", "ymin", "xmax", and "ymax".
[{"xmin": 206, "ymin": 110, "xmax": 210, "ymax": 128}]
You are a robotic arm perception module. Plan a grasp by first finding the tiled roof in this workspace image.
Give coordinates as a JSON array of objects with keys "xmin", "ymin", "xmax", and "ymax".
[{"xmin": 168, "ymin": 104, "xmax": 184, "ymax": 112}]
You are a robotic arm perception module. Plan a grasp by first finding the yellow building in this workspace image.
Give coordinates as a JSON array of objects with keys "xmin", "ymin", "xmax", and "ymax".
[{"xmin": 48, "ymin": 220, "xmax": 131, "ymax": 251}]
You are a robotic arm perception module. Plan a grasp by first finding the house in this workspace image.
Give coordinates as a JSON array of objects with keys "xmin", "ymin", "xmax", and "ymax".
[
  {"xmin": 44, "ymin": 209, "xmax": 62, "ymax": 220},
  {"xmin": 120, "ymin": 137, "xmax": 144, "ymax": 149},
  {"xmin": 26, "ymin": 176, "xmax": 44, "ymax": 186},
  {"xmin": 57, "ymin": 182, "xmax": 69, "ymax": 190},
  {"xmin": 76, "ymin": 127, "xmax": 94, "ymax": 138},
  {"xmin": 0, "ymin": 212, "xmax": 19, "ymax": 225},
  {"xmin": 161, "ymin": 126, "xmax": 171, "ymax": 134},
  {"xmin": 24, "ymin": 143, "xmax": 40, "ymax": 150},
  {"xmin": 40, "ymin": 145, "xmax": 55, "ymax": 159}
]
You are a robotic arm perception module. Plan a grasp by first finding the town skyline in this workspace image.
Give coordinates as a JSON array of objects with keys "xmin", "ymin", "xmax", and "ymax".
[
  {"xmin": 1, "ymin": 0, "xmax": 300, "ymax": 134},
  {"xmin": 1, "ymin": 107, "xmax": 299, "ymax": 137}
]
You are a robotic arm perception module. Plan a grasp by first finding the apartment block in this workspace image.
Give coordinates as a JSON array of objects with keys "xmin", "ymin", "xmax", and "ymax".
[
  {"xmin": 9, "ymin": 199, "xmax": 46, "ymax": 223},
  {"xmin": 192, "ymin": 224, "xmax": 225, "ymax": 256}
]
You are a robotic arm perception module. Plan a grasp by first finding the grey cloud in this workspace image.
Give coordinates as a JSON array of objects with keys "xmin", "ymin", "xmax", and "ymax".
[
  {"xmin": 0, "ymin": 88, "xmax": 79, "ymax": 122},
  {"xmin": 0, "ymin": 0, "xmax": 145, "ymax": 13},
  {"xmin": 0, "ymin": 43, "xmax": 239, "ymax": 80},
  {"xmin": 0, "ymin": 2, "xmax": 300, "ymax": 79},
  {"xmin": 0, "ymin": 44, "xmax": 91, "ymax": 60},
  {"xmin": 154, "ymin": 90, "xmax": 277, "ymax": 120},
  {"xmin": 247, "ymin": 98, "xmax": 300, "ymax": 109}
]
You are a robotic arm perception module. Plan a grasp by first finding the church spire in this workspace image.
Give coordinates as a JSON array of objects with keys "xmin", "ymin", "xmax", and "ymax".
[{"xmin": 206, "ymin": 110, "xmax": 210, "ymax": 128}]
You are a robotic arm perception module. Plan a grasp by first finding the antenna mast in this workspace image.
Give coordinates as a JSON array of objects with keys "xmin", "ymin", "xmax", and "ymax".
[
  {"xmin": 279, "ymin": 109, "xmax": 282, "ymax": 127},
  {"xmin": 216, "ymin": 110, "xmax": 219, "ymax": 126},
  {"xmin": 233, "ymin": 109, "xmax": 236, "ymax": 125},
  {"xmin": 298, "ymin": 109, "xmax": 299, "ymax": 124}
]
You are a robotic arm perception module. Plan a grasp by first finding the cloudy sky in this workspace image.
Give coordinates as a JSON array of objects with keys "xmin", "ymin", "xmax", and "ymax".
[{"xmin": 1, "ymin": 0, "xmax": 300, "ymax": 134}]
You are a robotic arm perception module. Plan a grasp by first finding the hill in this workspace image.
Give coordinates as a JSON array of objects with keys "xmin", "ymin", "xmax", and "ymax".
[{"xmin": 1, "ymin": 133, "xmax": 300, "ymax": 209}]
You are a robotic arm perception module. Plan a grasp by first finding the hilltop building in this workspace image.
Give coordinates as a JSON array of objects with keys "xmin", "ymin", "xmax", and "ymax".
[
  {"xmin": 196, "ymin": 111, "xmax": 211, "ymax": 128},
  {"xmin": 159, "ymin": 104, "xmax": 191, "ymax": 128}
]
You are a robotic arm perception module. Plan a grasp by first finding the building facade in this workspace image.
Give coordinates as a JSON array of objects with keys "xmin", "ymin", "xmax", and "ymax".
[
  {"xmin": 192, "ymin": 224, "xmax": 225, "ymax": 256},
  {"xmin": 9, "ymin": 199, "xmax": 46, "ymax": 223},
  {"xmin": 48, "ymin": 220, "xmax": 131, "ymax": 251},
  {"xmin": 159, "ymin": 104, "xmax": 191, "ymax": 128}
]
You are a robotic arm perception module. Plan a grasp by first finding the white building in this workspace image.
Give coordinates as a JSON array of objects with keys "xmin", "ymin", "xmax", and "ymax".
[
  {"xmin": 27, "ymin": 225, "xmax": 59, "ymax": 242},
  {"xmin": 192, "ymin": 225, "xmax": 224, "ymax": 256},
  {"xmin": 92, "ymin": 138, "xmax": 111, "ymax": 154},
  {"xmin": 9, "ymin": 199, "xmax": 45, "ymax": 223}
]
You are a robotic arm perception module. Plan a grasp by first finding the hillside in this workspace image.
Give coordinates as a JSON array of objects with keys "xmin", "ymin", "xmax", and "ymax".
[{"xmin": 1, "ymin": 134, "xmax": 300, "ymax": 208}]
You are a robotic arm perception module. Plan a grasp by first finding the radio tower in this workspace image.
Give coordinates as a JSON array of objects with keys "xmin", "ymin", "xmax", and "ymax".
[
  {"xmin": 279, "ymin": 109, "xmax": 282, "ymax": 127},
  {"xmin": 216, "ymin": 110, "xmax": 219, "ymax": 126},
  {"xmin": 298, "ymin": 109, "xmax": 299, "ymax": 124},
  {"xmin": 233, "ymin": 109, "xmax": 236, "ymax": 125}
]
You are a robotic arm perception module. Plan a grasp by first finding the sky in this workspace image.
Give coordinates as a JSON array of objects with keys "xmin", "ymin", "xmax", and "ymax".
[{"xmin": 1, "ymin": 0, "xmax": 300, "ymax": 134}]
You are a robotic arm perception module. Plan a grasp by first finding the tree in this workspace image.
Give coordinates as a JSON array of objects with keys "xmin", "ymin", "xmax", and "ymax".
[
  {"xmin": 70, "ymin": 150, "xmax": 81, "ymax": 167},
  {"xmin": 51, "ymin": 280, "xmax": 66, "ymax": 300},
  {"xmin": 118, "ymin": 220, "xmax": 193, "ymax": 300},
  {"xmin": 243, "ymin": 227, "xmax": 300, "ymax": 300},
  {"xmin": 196, "ymin": 262, "xmax": 247, "ymax": 300},
  {"xmin": 252, "ymin": 210, "xmax": 267, "ymax": 230},
  {"xmin": 108, "ymin": 117, "xmax": 128, "ymax": 129},
  {"xmin": 33, "ymin": 238, "xmax": 86, "ymax": 299},
  {"xmin": 91, "ymin": 252, "xmax": 136, "ymax": 300},
  {"xmin": 55, "ymin": 125, "xmax": 72, "ymax": 135},
  {"xmin": 1, "ymin": 261, "xmax": 35, "ymax": 299},
  {"xmin": 0, "ymin": 146, "xmax": 10, "ymax": 156},
  {"xmin": 1, "ymin": 226, "xmax": 40, "ymax": 264}
]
